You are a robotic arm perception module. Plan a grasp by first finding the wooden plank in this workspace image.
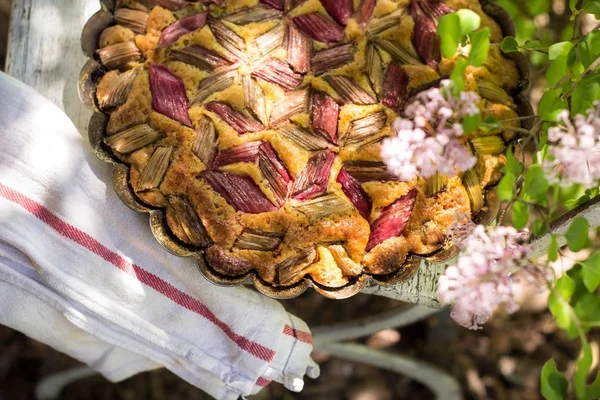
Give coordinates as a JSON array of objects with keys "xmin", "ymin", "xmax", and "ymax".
[{"xmin": 6, "ymin": 0, "xmax": 99, "ymax": 133}]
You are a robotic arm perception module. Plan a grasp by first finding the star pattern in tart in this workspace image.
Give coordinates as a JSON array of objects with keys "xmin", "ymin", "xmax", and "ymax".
[{"xmin": 95, "ymin": 0, "xmax": 522, "ymax": 288}]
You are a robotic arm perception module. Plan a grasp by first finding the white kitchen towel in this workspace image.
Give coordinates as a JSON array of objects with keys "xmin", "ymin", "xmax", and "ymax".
[{"xmin": 0, "ymin": 71, "xmax": 319, "ymax": 399}]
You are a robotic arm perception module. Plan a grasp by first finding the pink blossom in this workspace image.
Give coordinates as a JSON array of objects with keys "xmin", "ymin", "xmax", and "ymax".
[
  {"xmin": 381, "ymin": 80, "xmax": 478, "ymax": 181},
  {"xmin": 543, "ymin": 103, "xmax": 600, "ymax": 188},
  {"xmin": 438, "ymin": 216, "xmax": 532, "ymax": 330}
]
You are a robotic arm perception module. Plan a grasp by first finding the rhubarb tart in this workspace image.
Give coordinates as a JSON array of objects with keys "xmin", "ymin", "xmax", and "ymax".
[{"xmin": 93, "ymin": 0, "xmax": 523, "ymax": 289}]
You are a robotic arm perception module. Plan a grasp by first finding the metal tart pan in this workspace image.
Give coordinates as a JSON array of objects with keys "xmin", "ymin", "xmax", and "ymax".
[{"xmin": 79, "ymin": 0, "xmax": 532, "ymax": 299}]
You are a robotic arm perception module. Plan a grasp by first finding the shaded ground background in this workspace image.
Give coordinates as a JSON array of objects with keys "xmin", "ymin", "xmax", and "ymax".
[{"xmin": 0, "ymin": 0, "xmax": 598, "ymax": 399}]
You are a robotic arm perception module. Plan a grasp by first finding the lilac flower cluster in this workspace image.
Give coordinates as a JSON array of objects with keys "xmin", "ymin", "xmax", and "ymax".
[
  {"xmin": 381, "ymin": 80, "xmax": 479, "ymax": 181},
  {"xmin": 543, "ymin": 103, "xmax": 600, "ymax": 188},
  {"xmin": 438, "ymin": 215, "xmax": 532, "ymax": 330}
]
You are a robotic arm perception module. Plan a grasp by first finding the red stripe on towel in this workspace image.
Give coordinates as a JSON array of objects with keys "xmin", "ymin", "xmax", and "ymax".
[
  {"xmin": 283, "ymin": 324, "xmax": 313, "ymax": 344},
  {"xmin": 256, "ymin": 376, "xmax": 272, "ymax": 387}
]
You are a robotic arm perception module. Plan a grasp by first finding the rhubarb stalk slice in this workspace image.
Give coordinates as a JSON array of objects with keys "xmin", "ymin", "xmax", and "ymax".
[
  {"xmin": 321, "ymin": 0, "xmax": 353, "ymax": 26},
  {"xmin": 366, "ymin": 189, "xmax": 417, "ymax": 251},
  {"xmin": 269, "ymin": 88, "xmax": 311, "ymax": 127},
  {"xmin": 463, "ymin": 168, "xmax": 483, "ymax": 213},
  {"xmin": 114, "ymin": 8, "xmax": 148, "ymax": 34},
  {"xmin": 242, "ymin": 75, "xmax": 268, "ymax": 126},
  {"xmin": 357, "ymin": 0, "xmax": 376, "ymax": 27},
  {"xmin": 411, "ymin": 2, "xmax": 441, "ymax": 68},
  {"xmin": 233, "ymin": 230, "xmax": 283, "ymax": 251},
  {"xmin": 212, "ymin": 141, "xmax": 292, "ymax": 205},
  {"xmin": 425, "ymin": 171, "xmax": 448, "ymax": 196},
  {"xmin": 149, "ymin": 64, "xmax": 192, "ymax": 127},
  {"xmin": 170, "ymin": 45, "xmax": 233, "ymax": 72},
  {"xmin": 328, "ymin": 244, "xmax": 362, "ymax": 275},
  {"xmin": 365, "ymin": 43, "xmax": 383, "ymax": 96},
  {"xmin": 96, "ymin": 41, "xmax": 141, "ymax": 70},
  {"xmin": 260, "ymin": 0, "xmax": 284, "ymax": 11},
  {"xmin": 104, "ymin": 124, "xmax": 164, "ymax": 154},
  {"xmin": 212, "ymin": 141, "xmax": 262, "ymax": 167},
  {"xmin": 293, "ymin": 194, "xmax": 352, "ymax": 219},
  {"xmin": 381, "ymin": 63, "xmax": 407, "ymax": 110},
  {"xmin": 311, "ymin": 43, "xmax": 354, "ymax": 76},
  {"xmin": 256, "ymin": 23, "xmax": 286, "ymax": 56},
  {"xmin": 167, "ymin": 195, "xmax": 212, "ymax": 247},
  {"xmin": 192, "ymin": 115, "xmax": 218, "ymax": 166},
  {"xmin": 157, "ymin": 12, "xmax": 208, "ymax": 49},
  {"xmin": 209, "ymin": 18, "xmax": 247, "ymax": 62},
  {"xmin": 285, "ymin": 25, "xmax": 312, "ymax": 74},
  {"xmin": 311, "ymin": 91, "xmax": 339, "ymax": 144},
  {"xmin": 324, "ymin": 75, "xmax": 376, "ymax": 105},
  {"xmin": 337, "ymin": 167, "xmax": 372, "ymax": 219},
  {"xmin": 276, "ymin": 247, "xmax": 317, "ymax": 284},
  {"xmin": 251, "ymin": 58, "xmax": 304, "ymax": 91},
  {"xmin": 278, "ymin": 124, "xmax": 334, "ymax": 151},
  {"xmin": 344, "ymin": 111, "xmax": 387, "ymax": 146},
  {"xmin": 417, "ymin": 0, "xmax": 453, "ymax": 19},
  {"xmin": 368, "ymin": 10, "xmax": 404, "ymax": 35},
  {"xmin": 199, "ymin": 170, "xmax": 278, "ymax": 213},
  {"xmin": 224, "ymin": 6, "xmax": 283, "ymax": 25},
  {"xmin": 259, "ymin": 142, "xmax": 293, "ymax": 205},
  {"xmin": 98, "ymin": 68, "xmax": 138, "ymax": 109},
  {"xmin": 193, "ymin": 66, "xmax": 238, "ymax": 104},
  {"xmin": 344, "ymin": 161, "xmax": 398, "ymax": 183},
  {"xmin": 205, "ymin": 101, "xmax": 265, "ymax": 134},
  {"xmin": 373, "ymin": 38, "xmax": 423, "ymax": 65},
  {"xmin": 292, "ymin": 13, "xmax": 345, "ymax": 43},
  {"xmin": 291, "ymin": 150, "xmax": 336, "ymax": 200},
  {"xmin": 138, "ymin": 146, "xmax": 173, "ymax": 191}
]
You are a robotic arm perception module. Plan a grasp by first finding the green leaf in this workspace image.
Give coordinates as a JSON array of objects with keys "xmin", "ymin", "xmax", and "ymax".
[
  {"xmin": 450, "ymin": 58, "xmax": 468, "ymax": 93},
  {"xmin": 548, "ymin": 234, "xmax": 559, "ymax": 262},
  {"xmin": 569, "ymin": 0, "xmax": 579, "ymax": 14},
  {"xmin": 505, "ymin": 144, "xmax": 523, "ymax": 176},
  {"xmin": 572, "ymin": 75, "xmax": 600, "ymax": 115},
  {"xmin": 583, "ymin": 0, "xmax": 600, "ymax": 18},
  {"xmin": 580, "ymin": 30, "xmax": 600, "ymax": 70},
  {"xmin": 581, "ymin": 252, "xmax": 600, "ymax": 292},
  {"xmin": 549, "ymin": 41, "xmax": 574, "ymax": 60},
  {"xmin": 575, "ymin": 341, "xmax": 593, "ymax": 399},
  {"xmin": 566, "ymin": 217, "xmax": 589, "ymax": 252},
  {"xmin": 539, "ymin": 89, "xmax": 568, "ymax": 121},
  {"xmin": 533, "ymin": 220, "xmax": 548, "ymax": 237},
  {"xmin": 556, "ymin": 273, "xmax": 576, "ymax": 299},
  {"xmin": 586, "ymin": 371, "xmax": 600, "ymax": 400},
  {"xmin": 548, "ymin": 274, "xmax": 576, "ymax": 330},
  {"xmin": 559, "ymin": 184, "xmax": 587, "ymax": 207},
  {"xmin": 512, "ymin": 201, "xmax": 529, "ymax": 230},
  {"xmin": 498, "ymin": 173, "xmax": 515, "ymax": 201},
  {"xmin": 438, "ymin": 10, "xmax": 481, "ymax": 58},
  {"xmin": 462, "ymin": 113, "xmax": 481, "ymax": 133},
  {"xmin": 468, "ymin": 28, "xmax": 490, "ymax": 67},
  {"xmin": 523, "ymin": 39, "xmax": 543, "ymax": 50},
  {"xmin": 541, "ymin": 359, "xmax": 568, "ymax": 400},
  {"xmin": 523, "ymin": 164, "xmax": 549, "ymax": 204},
  {"xmin": 574, "ymin": 292, "xmax": 600, "ymax": 323},
  {"xmin": 500, "ymin": 36, "xmax": 519, "ymax": 53},
  {"xmin": 546, "ymin": 42, "xmax": 575, "ymax": 87}
]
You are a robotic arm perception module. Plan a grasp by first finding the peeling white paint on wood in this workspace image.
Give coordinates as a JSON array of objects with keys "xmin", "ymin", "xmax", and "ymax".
[{"xmin": 6, "ymin": 0, "xmax": 98, "ymax": 133}]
